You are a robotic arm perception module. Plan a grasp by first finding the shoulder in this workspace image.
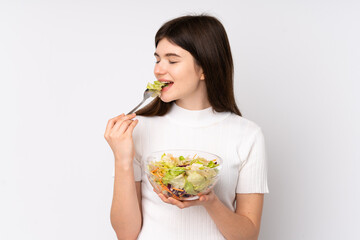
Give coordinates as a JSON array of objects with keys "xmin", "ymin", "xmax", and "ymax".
[{"xmin": 224, "ymin": 113, "xmax": 262, "ymax": 137}]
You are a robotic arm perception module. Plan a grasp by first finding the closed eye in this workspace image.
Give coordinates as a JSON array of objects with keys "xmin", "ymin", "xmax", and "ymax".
[{"xmin": 155, "ymin": 60, "xmax": 178, "ymax": 64}]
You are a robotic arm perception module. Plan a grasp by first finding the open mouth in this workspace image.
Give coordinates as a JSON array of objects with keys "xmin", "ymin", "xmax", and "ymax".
[
  {"xmin": 161, "ymin": 81, "xmax": 173, "ymax": 87},
  {"xmin": 161, "ymin": 81, "xmax": 174, "ymax": 91}
]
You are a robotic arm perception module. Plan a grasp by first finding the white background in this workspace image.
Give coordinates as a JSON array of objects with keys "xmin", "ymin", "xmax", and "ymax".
[{"xmin": 1, "ymin": 0, "xmax": 359, "ymax": 239}]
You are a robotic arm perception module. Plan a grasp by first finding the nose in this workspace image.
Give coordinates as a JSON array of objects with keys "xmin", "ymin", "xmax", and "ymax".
[{"xmin": 154, "ymin": 61, "xmax": 166, "ymax": 76}]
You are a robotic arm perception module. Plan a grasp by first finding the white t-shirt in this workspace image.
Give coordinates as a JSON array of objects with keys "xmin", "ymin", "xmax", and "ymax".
[{"xmin": 113, "ymin": 102, "xmax": 269, "ymax": 240}]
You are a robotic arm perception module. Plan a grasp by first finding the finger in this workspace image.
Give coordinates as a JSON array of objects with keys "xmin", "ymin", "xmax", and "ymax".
[
  {"xmin": 112, "ymin": 113, "xmax": 136, "ymax": 132},
  {"xmin": 153, "ymin": 187, "xmax": 160, "ymax": 194},
  {"xmin": 116, "ymin": 119, "xmax": 134, "ymax": 134},
  {"xmin": 124, "ymin": 119, "xmax": 139, "ymax": 136},
  {"xmin": 112, "ymin": 113, "xmax": 136, "ymax": 130},
  {"xmin": 158, "ymin": 193, "xmax": 171, "ymax": 204},
  {"xmin": 168, "ymin": 197, "xmax": 192, "ymax": 209},
  {"xmin": 199, "ymin": 195, "xmax": 207, "ymax": 201},
  {"xmin": 105, "ymin": 113, "xmax": 124, "ymax": 136},
  {"xmin": 154, "ymin": 185, "xmax": 162, "ymax": 193}
]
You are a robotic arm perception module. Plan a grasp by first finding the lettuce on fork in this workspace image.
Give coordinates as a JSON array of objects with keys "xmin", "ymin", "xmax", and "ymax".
[{"xmin": 146, "ymin": 80, "xmax": 168, "ymax": 97}]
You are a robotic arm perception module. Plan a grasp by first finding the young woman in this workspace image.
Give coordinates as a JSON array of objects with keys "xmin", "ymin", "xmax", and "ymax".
[{"xmin": 105, "ymin": 14, "xmax": 269, "ymax": 240}]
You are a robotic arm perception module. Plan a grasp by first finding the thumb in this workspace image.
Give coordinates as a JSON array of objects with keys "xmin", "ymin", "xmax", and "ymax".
[{"xmin": 199, "ymin": 195, "xmax": 207, "ymax": 201}]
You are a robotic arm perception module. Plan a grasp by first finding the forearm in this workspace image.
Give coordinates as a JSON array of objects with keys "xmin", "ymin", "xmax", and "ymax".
[
  {"xmin": 111, "ymin": 160, "xmax": 142, "ymax": 240},
  {"xmin": 204, "ymin": 197, "xmax": 258, "ymax": 240}
]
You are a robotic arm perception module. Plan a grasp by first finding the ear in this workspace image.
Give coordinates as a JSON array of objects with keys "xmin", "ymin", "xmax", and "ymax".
[{"xmin": 195, "ymin": 63, "xmax": 205, "ymax": 80}]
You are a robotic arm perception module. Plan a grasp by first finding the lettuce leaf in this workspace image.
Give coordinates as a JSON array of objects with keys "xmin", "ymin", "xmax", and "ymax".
[
  {"xmin": 184, "ymin": 180, "xmax": 197, "ymax": 195},
  {"xmin": 146, "ymin": 80, "xmax": 167, "ymax": 97}
]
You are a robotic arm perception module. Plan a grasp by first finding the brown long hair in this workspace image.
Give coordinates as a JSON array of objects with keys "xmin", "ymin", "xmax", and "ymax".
[{"xmin": 136, "ymin": 14, "xmax": 241, "ymax": 117}]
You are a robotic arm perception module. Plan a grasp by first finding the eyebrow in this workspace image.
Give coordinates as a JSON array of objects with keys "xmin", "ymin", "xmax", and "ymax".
[{"xmin": 154, "ymin": 52, "xmax": 181, "ymax": 58}]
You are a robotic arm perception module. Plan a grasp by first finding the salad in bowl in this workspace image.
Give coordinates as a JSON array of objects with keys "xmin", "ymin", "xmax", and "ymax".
[{"xmin": 145, "ymin": 150, "xmax": 223, "ymax": 200}]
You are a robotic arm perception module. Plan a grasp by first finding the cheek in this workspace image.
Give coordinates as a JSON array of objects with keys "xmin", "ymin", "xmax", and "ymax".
[{"xmin": 172, "ymin": 64, "xmax": 198, "ymax": 84}]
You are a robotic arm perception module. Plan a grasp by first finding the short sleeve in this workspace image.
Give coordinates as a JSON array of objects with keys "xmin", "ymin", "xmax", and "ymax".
[{"xmin": 236, "ymin": 128, "xmax": 269, "ymax": 193}]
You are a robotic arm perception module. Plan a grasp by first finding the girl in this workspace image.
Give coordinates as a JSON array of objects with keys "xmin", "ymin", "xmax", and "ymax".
[{"xmin": 105, "ymin": 14, "xmax": 269, "ymax": 240}]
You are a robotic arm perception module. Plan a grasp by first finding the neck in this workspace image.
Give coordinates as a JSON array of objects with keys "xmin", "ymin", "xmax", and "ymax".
[
  {"xmin": 175, "ymin": 99, "xmax": 211, "ymax": 110},
  {"xmin": 165, "ymin": 102, "xmax": 231, "ymax": 128}
]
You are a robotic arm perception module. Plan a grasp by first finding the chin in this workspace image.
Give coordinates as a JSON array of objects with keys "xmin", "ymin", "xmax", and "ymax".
[
  {"xmin": 160, "ymin": 96, "xmax": 172, "ymax": 103},
  {"xmin": 160, "ymin": 94, "xmax": 176, "ymax": 103}
]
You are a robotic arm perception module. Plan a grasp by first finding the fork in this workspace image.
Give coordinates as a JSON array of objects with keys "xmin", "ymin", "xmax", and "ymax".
[{"xmin": 127, "ymin": 89, "xmax": 154, "ymax": 115}]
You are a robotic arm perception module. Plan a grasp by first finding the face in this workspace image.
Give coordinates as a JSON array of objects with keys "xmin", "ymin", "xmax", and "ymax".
[{"xmin": 154, "ymin": 38, "xmax": 205, "ymax": 103}]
